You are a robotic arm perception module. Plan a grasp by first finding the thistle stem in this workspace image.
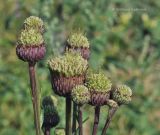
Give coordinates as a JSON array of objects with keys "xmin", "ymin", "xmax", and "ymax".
[
  {"xmin": 92, "ymin": 106, "xmax": 100, "ymax": 135},
  {"xmin": 44, "ymin": 127, "xmax": 50, "ymax": 135},
  {"xmin": 78, "ymin": 106, "xmax": 83, "ymax": 135},
  {"xmin": 72, "ymin": 103, "xmax": 77, "ymax": 134},
  {"xmin": 66, "ymin": 97, "xmax": 72, "ymax": 135},
  {"xmin": 28, "ymin": 62, "xmax": 41, "ymax": 135},
  {"xmin": 101, "ymin": 107, "xmax": 118, "ymax": 135}
]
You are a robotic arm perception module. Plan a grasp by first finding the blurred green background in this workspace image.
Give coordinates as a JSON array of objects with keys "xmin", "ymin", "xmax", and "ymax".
[{"xmin": 0, "ymin": 0, "xmax": 160, "ymax": 135}]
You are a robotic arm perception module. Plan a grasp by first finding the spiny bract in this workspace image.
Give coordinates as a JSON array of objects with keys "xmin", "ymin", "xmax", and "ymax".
[
  {"xmin": 42, "ymin": 95, "xmax": 57, "ymax": 108},
  {"xmin": 71, "ymin": 85, "xmax": 90, "ymax": 105},
  {"xmin": 86, "ymin": 72, "xmax": 112, "ymax": 93},
  {"xmin": 17, "ymin": 29, "xmax": 44, "ymax": 46},
  {"xmin": 112, "ymin": 84, "xmax": 132, "ymax": 105},
  {"xmin": 67, "ymin": 32, "xmax": 89, "ymax": 48},
  {"xmin": 24, "ymin": 16, "xmax": 44, "ymax": 33},
  {"xmin": 48, "ymin": 52, "xmax": 88, "ymax": 77}
]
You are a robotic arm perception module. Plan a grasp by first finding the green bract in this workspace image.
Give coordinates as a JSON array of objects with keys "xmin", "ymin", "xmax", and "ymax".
[
  {"xmin": 86, "ymin": 72, "xmax": 112, "ymax": 93},
  {"xmin": 43, "ymin": 105, "xmax": 58, "ymax": 116},
  {"xmin": 48, "ymin": 52, "xmax": 88, "ymax": 77},
  {"xmin": 18, "ymin": 29, "xmax": 44, "ymax": 46},
  {"xmin": 42, "ymin": 95, "xmax": 57, "ymax": 108},
  {"xmin": 67, "ymin": 32, "xmax": 89, "ymax": 48},
  {"xmin": 24, "ymin": 16, "xmax": 44, "ymax": 33},
  {"xmin": 112, "ymin": 85, "xmax": 132, "ymax": 105},
  {"xmin": 42, "ymin": 96, "xmax": 58, "ymax": 116},
  {"xmin": 71, "ymin": 85, "xmax": 90, "ymax": 105}
]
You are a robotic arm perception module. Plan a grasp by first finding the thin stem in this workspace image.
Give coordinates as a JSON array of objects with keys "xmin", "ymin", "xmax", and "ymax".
[
  {"xmin": 72, "ymin": 103, "xmax": 77, "ymax": 135},
  {"xmin": 44, "ymin": 128, "xmax": 50, "ymax": 135},
  {"xmin": 28, "ymin": 62, "xmax": 41, "ymax": 135},
  {"xmin": 66, "ymin": 97, "xmax": 72, "ymax": 135},
  {"xmin": 101, "ymin": 107, "xmax": 118, "ymax": 135},
  {"xmin": 78, "ymin": 106, "xmax": 83, "ymax": 135},
  {"xmin": 92, "ymin": 106, "xmax": 101, "ymax": 135}
]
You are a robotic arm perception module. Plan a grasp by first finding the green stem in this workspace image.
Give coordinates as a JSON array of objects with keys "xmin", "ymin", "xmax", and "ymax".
[
  {"xmin": 101, "ymin": 107, "xmax": 118, "ymax": 135},
  {"xmin": 92, "ymin": 106, "xmax": 100, "ymax": 135},
  {"xmin": 78, "ymin": 106, "xmax": 83, "ymax": 135},
  {"xmin": 66, "ymin": 97, "xmax": 72, "ymax": 135},
  {"xmin": 44, "ymin": 127, "xmax": 50, "ymax": 135},
  {"xmin": 72, "ymin": 103, "xmax": 77, "ymax": 135},
  {"xmin": 28, "ymin": 62, "xmax": 41, "ymax": 135}
]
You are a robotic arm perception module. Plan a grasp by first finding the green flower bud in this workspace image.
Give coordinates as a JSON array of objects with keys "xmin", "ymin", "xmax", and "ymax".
[
  {"xmin": 86, "ymin": 72, "xmax": 112, "ymax": 93},
  {"xmin": 112, "ymin": 85, "xmax": 132, "ymax": 105},
  {"xmin": 48, "ymin": 52, "xmax": 88, "ymax": 77},
  {"xmin": 67, "ymin": 32, "xmax": 89, "ymax": 48},
  {"xmin": 17, "ymin": 29, "xmax": 44, "ymax": 46},
  {"xmin": 24, "ymin": 16, "xmax": 44, "ymax": 33},
  {"xmin": 71, "ymin": 85, "xmax": 90, "ymax": 105},
  {"xmin": 42, "ymin": 96, "xmax": 60, "ymax": 128},
  {"xmin": 54, "ymin": 128, "xmax": 65, "ymax": 135}
]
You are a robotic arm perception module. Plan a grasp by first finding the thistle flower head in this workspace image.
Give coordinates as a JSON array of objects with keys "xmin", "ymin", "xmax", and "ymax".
[
  {"xmin": 67, "ymin": 32, "xmax": 89, "ymax": 48},
  {"xmin": 54, "ymin": 128, "xmax": 65, "ymax": 135},
  {"xmin": 112, "ymin": 85, "xmax": 132, "ymax": 105},
  {"xmin": 71, "ymin": 85, "xmax": 90, "ymax": 105},
  {"xmin": 48, "ymin": 52, "xmax": 88, "ymax": 77},
  {"xmin": 42, "ymin": 96, "xmax": 60, "ymax": 128},
  {"xmin": 17, "ymin": 29, "xmax": 44, "ymax": 46},
  {"xmin": 24, "ymin": 16, "xmax": 44, "ymax": 33},
  {"xmin": 86, "ymin": 72, "xmax": 112, "ymax": 93}
]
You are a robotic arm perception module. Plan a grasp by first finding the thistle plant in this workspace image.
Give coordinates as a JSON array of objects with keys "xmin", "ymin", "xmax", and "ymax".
[
  {"xmin": 101, "ymin": 85, "xmax": 133, "ymax": 135},
  {"xmin": 85, "ymin": 71, "xmax": 112, "ymax": 135},
  {"xmin": 48, "ymin": 52, "xmax": 88, "ymax": 135},
  {"xmin": 16, "ymin": 17, "xmax": 133, "ymax": 135},
  {"xmin": 16, "ymin": 16, "xmax": 46, "ymax": 135}
]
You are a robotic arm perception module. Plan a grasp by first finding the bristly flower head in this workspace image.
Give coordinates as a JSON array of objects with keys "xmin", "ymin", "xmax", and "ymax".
[
  {"xmin": 48, "ymin": 52, "xmax": 88, "ymax": 77},
  {"xmin": 71, "ymin": 85, "xmax": 90, "ymax": 105},
  {"xmin": 42, "ymin": 96, "xmax": 60, "ymax": 129},
  {"xmin": 24, "ymin": 16, "xmax": 45, "ymax": 33},
  {"xmin": 112, "ymin": 84, "xmax": 132, "ymax": 105},
  {"xmin": 17, "ymin": 29, "xmax": 44, "ymax": 46},
  {"xmin": 67, "ymin": 31, "xmax": 89, "ymax": 48},
  {"xmin": 86, "ymin": 71, "xmax": 112, "ymax": 93}
]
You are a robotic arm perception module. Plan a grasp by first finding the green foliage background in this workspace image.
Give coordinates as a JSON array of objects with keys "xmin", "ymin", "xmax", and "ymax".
[{"xmin": 0, "ymin": 0, "xmax": 160, "ymax": 135}]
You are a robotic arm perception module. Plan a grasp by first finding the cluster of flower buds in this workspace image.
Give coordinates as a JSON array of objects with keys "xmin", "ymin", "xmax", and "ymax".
[
  {"xmin": 16, "ymin": 16, "xmax": 46, "ymax": 64},
  {"xmin": 16, "ymin": 17, "xmax": 133, "ymax": 135}
]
